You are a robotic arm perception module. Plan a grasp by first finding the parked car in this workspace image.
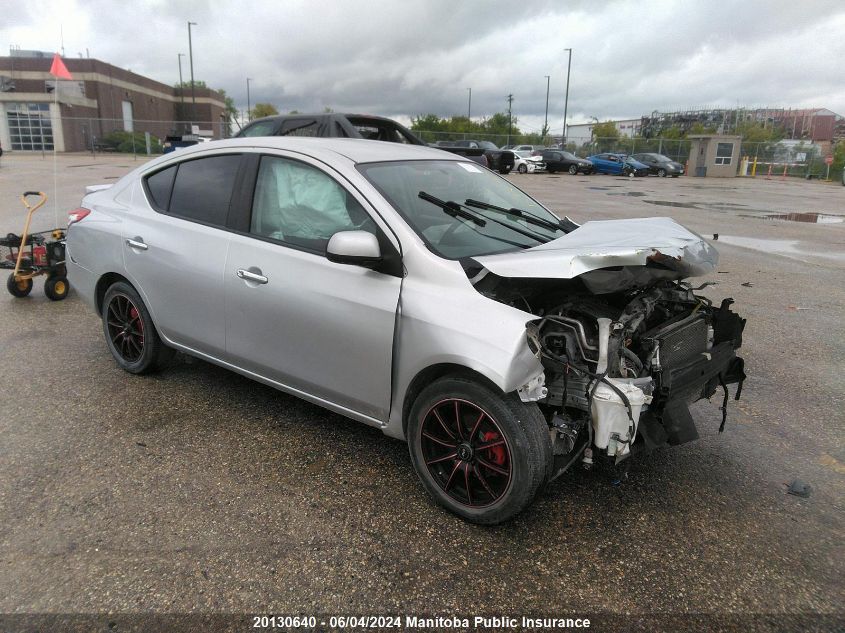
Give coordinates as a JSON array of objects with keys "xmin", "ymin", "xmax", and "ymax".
[
  {"xmin": 67, "ymin": 138, "xmax": 746, "ymax": 525},
  {"xmin": 236, "ymin": 112, "xmax": 425, "ymax": 145},
  {"xmin": 631, "ymin": 153, "xmax": 685, "ymax": 177},
  {"xmin": 436, "ymin": 139, "xmax": 514, "ymax": 174},
  {"xmin": 541, "ymin": 150, "xmax": 593, "ymax": 175},
  {"xmin": 511, "ymin": 150, "xmax": 545, "ymax": 173},
  {"xmin": 587, "ymin": 153, "xmax": 650, "ymax": 177}
]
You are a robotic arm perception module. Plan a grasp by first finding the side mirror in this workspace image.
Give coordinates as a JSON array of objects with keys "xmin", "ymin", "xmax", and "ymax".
[{"xmin": 326, "ymin": 230, "xmax": 382, "ymax": 269}]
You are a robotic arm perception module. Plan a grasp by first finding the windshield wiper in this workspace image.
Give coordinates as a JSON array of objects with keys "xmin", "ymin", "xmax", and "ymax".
[
  {"xmin": 464, "ymin": 199, "xmax": 577, "ymax": 233},
  {"xmin": 419, "ymin": 192, "xmax": 551, "ymax": 244},
  {"xmin": 419, "ymin": 191, "xmax": 486, "ymax": 226}
]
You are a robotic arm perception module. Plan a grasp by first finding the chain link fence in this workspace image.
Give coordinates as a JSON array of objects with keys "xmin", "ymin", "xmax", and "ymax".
[{"xmin": 4, "ymin": 115, "xmax": 841, "ymax": 182}]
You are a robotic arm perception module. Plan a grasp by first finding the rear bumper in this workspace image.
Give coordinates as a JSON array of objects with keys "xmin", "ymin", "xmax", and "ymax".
[{"xmin": 65, "ymin": 244, "xmax": 98, "ymax": 313}]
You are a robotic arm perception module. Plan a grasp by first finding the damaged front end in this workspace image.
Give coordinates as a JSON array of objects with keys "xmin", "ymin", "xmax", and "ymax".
[
  {"xmin": 525, "ymin": 283, "xmax": 746, "ymax": 478},
  {"xmin": 469, "ymin": 218, "xmax": 747, "ymax": 479}
]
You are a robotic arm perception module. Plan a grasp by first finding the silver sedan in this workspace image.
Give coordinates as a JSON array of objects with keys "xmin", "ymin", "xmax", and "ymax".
[{"xmin": 67, "ymin": 138, "xmax": 746, "ymax": 524}]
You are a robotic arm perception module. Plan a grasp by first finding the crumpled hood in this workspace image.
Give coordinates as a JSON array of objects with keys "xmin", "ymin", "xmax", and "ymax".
[{"xmin": 472, "ymin": 217, "xmax": 718, "ymax": 293}]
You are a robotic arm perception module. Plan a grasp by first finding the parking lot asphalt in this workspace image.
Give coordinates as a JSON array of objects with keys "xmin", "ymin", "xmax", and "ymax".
[{"xmin": 0, "ymin": 154, "xmax": 843, "ymax": 622}]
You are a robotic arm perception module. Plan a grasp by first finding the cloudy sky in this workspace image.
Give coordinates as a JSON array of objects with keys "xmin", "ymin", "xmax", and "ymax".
[{"xmin": 3, "ymin": 0, "xmax": 844, "ymax": 132}]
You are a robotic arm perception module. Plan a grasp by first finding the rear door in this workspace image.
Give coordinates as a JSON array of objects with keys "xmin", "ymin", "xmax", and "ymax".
[
  {"xmin": 123, "ymin": 152, "xmax": 244, "ymax": 356},
  {"xmin": 223, "ymin": 152, "xmax": 402, "ymax": 421}
]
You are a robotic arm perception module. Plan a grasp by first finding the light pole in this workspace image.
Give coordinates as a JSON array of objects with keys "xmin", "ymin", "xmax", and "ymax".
[
  {"xmin": 246, "ymin": 77, "xmax": 253, "ymax": 122},
  {"xmin": 562, "ymin": 48, "xmax": 572, "ymax": 146},
  {"xmin": 467, "ymin": 87, "xmax": 472, "ymax": 121},
  {"xmin": 187, "ymin": 21, "xmax": 197, "ymax": 120},
  {"xmin": 177, "ymin": 53, "xmax": 185, "ymax": 110},
  {"xmin": 543, "ymin": 75, "xmax": 550, "ymax": 140}
]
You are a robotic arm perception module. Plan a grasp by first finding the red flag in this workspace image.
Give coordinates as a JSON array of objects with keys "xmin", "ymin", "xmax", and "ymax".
[{"xmin": 49, "ymin": 53, "xmax": 73, "ymax": 80}]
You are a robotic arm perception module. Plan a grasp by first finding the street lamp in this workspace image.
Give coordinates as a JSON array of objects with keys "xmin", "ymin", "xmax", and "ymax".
[
  {"xmin": 177, "ymin": 53, "xmax": 185, "ymax": 108},
  {"xmin": 467, "ymin": 87, "xmax": 472, "ymax": 121},
  {"xmin": 562, "ymin": 48, "xmax": 572, "ymax": 146},
  {"xmin": 187, "ymin": 21, "xmax": 198, "ymax": 120},
  {"xmin": 247, "ymin": 77, "xmax": 253, "ymax": 122},
  {"xmin": 543, "ymin": 75, "xmax": 550, "ymax": 140}
]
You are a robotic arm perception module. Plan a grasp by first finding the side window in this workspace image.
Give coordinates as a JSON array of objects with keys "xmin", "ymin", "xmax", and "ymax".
[
  {"xmin": 279, "ymin": 119, "xmax": 320, "ymax": 137},
  {"xmin": 240, "ymin": 120, "xmax": 278, "ymax": 137},
  {"xmin": 168, "ymin": 154, "xmax": 242, "ymax": 226},
  {"xmin": 144, "ymin": 164, "xmax": 177, "ymax": 210},
  {"xmin": 249, "ymin": 156, "xmax": 374, "ymax": 253}
]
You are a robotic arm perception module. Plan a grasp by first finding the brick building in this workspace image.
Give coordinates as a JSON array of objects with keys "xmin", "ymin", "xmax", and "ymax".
[{"xmin": 0, "ymin": 52, "xmax": 227, "ymax": 152}]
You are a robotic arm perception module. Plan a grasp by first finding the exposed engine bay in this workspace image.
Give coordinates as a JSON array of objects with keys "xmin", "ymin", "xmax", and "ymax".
[{"xmin": 471, "ymin": 272, "xmax": 747, "ymax": 479}]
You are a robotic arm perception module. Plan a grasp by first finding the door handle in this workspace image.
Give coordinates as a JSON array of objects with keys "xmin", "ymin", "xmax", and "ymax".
[
  {"xmin": 236, "ymin": 269, "xmax": 268, "ymax": 284},
  {"xmin": 126, "ymin": 238, "xmax": 148, "ymax": 251}
]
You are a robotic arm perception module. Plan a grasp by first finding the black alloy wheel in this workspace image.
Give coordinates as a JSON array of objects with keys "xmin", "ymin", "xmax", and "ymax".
[
  {"xmin": 568, "ymin": 164, "xmax": 578, "ymax": 175},
  {"xmin": 408, "ymin": 376, "xmax": 552, "ymax": 524},
  {"xmin": 658, "ymin": 168, "xmax": 667, "ymax": 177},
  {"xmin": 102, "ymin": 281, "xmax": 174, "ymax": 374},
  {"xmin": 419, "ymin": 398, "xmax": 512, "ymax": 507}
]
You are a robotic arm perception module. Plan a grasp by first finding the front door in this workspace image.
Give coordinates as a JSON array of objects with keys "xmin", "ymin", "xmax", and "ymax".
[{"xmin": 224, "ymin": 154, "xmax": 402, "ymax": 421}]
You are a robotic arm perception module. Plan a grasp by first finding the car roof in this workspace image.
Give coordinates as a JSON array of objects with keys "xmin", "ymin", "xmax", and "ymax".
[{"xmin": 153, "ymin": 136, "xmax": 460, "ymax": 166}]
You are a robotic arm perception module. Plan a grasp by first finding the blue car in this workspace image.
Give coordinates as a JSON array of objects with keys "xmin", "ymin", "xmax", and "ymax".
[{"xmin": 586, "ymin": 153, "xmax": 650, "ymax": 177}]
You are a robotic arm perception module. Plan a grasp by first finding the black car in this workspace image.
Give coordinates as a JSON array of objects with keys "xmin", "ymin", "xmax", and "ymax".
[
  {"xmin": 631, "ymin": 153, "xmax": 685, "ymax": 177},
  {"xmin": 541, "ymin": 149, "xmax": 593, "ymax": 174},
  {"xmin": 236, "ymin": 113, "xmax": 425, "ymax": 145}
]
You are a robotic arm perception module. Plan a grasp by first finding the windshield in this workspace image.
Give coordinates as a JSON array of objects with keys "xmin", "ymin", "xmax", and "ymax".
[
  {"xmin": 358, "ymin": 160, "xmax": 562, "ymax": 259},
  {"xmin": 653, "ymin": 154, "xmax": 672, "ymax": 162},
  {"xmin": 562, "ymin": 152, "xmax": 578, "ymax": 160},
  {"xmin": 477, "ymin": 141, "xmax": 499, "ymax": 150},
  {"xmin": 514, "ymin": 151, "xmax": 532, "ymax": 158}
]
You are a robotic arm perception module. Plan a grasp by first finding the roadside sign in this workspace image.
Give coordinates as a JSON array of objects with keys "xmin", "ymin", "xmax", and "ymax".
[{"xmin": 825, "ymin": 155, "xmax": 834, "ymax": 165}]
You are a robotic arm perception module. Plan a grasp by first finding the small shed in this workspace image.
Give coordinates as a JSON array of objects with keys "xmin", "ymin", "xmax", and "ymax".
[{"xmin": 687, "ymin": 134, "xmax": 741, "ymax": 177}]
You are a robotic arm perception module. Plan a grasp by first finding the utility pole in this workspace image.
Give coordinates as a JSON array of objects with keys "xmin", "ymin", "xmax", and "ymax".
[
  {"xmin": 177, "ymin": 53, "xmax": 185, "ymax": 109},
  {"xmin": 506, "ymin": 94, "xmax": 514, "ymax": 146},
  {"xmin": 543, "ymin": 75, "xmax": 550, "ymax": 140},
  {"xmin": 467, "ymin": 87, "xmax": 472, "ymax": 121},
  {"xmin": 562, "ymin": 48, "xmax": 572, "ymax": 146},
  {"xmin": 246, "ymin": 77, "xmax": 253, "ymax": 121},
  {"xmin": 187, "ymin": 21, "xmax": 197, "ymax": 121}
]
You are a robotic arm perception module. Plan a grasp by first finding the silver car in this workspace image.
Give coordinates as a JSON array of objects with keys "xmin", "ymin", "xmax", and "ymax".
[{"xmin": 67, "ymin": 138, "xmax": 747, "ymax": 524}]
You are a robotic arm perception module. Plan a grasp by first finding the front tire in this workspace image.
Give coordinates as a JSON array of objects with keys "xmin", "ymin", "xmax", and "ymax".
[
  {"xmin": 568, "ymin": 164, "xmax": 578, "ymax": 175},
  {"xmin": 517, "ymin": 164, "xmax": 528, "ymax": 174},
  {"xmin": 658, "ymin": 168, "xmax": 667, "ymax": 177},
  {"xmin": 102, "ymin": 281, "xmax": 174, "ymax": 374},
  {"xmin": 407, "ymin": 376, "xmax": 552, "ymax": 525}
]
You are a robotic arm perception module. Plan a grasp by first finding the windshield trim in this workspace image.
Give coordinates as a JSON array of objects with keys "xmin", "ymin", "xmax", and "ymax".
[{"xmin": 355, "ymin": 159, "xmax": 562, "ymax": 260}]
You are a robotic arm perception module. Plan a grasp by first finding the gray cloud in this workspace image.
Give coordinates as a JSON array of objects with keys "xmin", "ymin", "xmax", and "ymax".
[{"xmin": 3, "ymin": 0, "xmax": 843, "ymax": 130}]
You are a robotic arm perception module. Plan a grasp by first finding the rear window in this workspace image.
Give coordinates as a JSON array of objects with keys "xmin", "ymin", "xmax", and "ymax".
[
  {"xmin": 279, "ymin": 119, "xmax": 320, "ymax": 137},
  {"xmin": 167, "ymin": 155, "xmax": 242, "ymax": 226},
  {"xmin": 239, "ymin": 120, "xmax": 278, "ymax": 137}
]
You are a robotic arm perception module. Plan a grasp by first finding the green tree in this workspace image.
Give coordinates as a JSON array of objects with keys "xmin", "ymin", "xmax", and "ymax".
[
  {"xmin": 215, "ymin": 88, "xmax": 239, "ymax": 137},
  {"xmin": 251, "ymin": 103, "xmax": 279, "ymax": 119},
  {"xmin": 592, "ymin": 120, "xmax": 619, "ymax": 152}
]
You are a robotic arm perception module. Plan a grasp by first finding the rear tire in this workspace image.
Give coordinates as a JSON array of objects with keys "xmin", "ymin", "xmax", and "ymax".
[
  {"xmin": 44, "ymin": 276, "xmax": 69, "ymax": 301},
  {"xmin": 102, "ymin": 281, "xmax": 174, "ymax": 374},
  {"xmin": 407, "ymin": 375, "xmax": 552, "ymax": 525},
  {"xmin": 7, "ymin": 274, "xmax": 32, "ymax": 298}
]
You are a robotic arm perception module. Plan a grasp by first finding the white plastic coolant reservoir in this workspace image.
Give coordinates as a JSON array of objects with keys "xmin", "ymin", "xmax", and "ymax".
[{"xmin": 590, "ymin": 379, "xmax": 652, "ymax": 457}]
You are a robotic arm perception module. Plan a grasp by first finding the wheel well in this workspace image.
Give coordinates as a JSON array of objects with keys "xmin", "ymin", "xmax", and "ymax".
[
  {"xmin": 95, "ymin": 272, "xmax": 131, "ymax": 313},
  {"xmin": 401, "ymin": 363, "xmax": 502, "ymax": 436}
]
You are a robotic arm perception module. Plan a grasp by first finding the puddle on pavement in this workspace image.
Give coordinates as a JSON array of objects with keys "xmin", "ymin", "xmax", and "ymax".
[
  {"xmin": 644, "ymin": 200, "xmax": 699, "ymax": 209},
  {"xmin": 742, "ymin": 212, "xmax": 844, "ymax": 224},
  {"xmin": 717, "ymin": 235, "xmax": 845, "ymax": 262},
  {"xmin": 608, "ymin": 191, "xmax": 647, "ymax": 197}
]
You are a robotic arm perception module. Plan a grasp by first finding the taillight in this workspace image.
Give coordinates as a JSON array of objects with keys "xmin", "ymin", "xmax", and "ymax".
[{"xmin": 67, "ymin": 207, "xmax": 91, "ymax": 227}]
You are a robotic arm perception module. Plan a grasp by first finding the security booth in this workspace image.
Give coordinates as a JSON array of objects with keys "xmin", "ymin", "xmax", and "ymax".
[{"xmin": 687, "ymin": 134, "xmax": 741, "ymax": 177}]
